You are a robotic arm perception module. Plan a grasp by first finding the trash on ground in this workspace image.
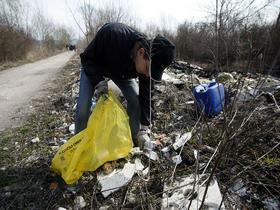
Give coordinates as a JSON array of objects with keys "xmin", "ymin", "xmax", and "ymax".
[
  {"xmin": 98, "ymin": 162, "xmax": 138, "ymax": 198},
  {"xmin": 162, "ymin": 174, "xmax": 225, "ymax": 210},
  {"xmin": 102, "ymin": 162, "xmax": 115, "ymax": 175},
  {"xmin": 194, "ymin": 81, "xmax": 225, "ymax": 116},
  {"xmin": 229, "ymin": 178, "xmax": 248, "ymax": 197},
  {"xmin": 162, "ymin": 71, "xmax": 185, "ymax": 85},
  {"xmin": 217, "ymin": 72, "xmax": 234, "ymax": 83},
  {"xmin": 74, "ymin": 196, "xmax": 86, "ymax": 209},
  {"xmin": 25, "ymin": 155, "xmax": 39, "ymax": 163},
  {"xmin": 173, "ymin": 132, "xmax": 192, "ymax": 150},
  {"xmin": 50, "ymin": 146, "xmax": 59, "ymax": 151},
  {"xmin": 49, "ymin": 182, "xmax": 58, "ymax": 190},
  {"xmin": 144, "ymin": 139, "xmax": 157, "ymax": 151},
  {"xmin": 185, "ymin": 100, "xmax": 194, "ymax": 105},
  {"xmin": 68, "ymin": 123, "xmax": 75, "ymax": 134},
  {"xmin": 31, "ymin": 137, "xmax": 40, "ymax": 143},
  {"xmin": 98, "ymin": 206, "xmax": 110, "ymax": 210},
  {"xmin": 171, "ymin": 154, "xmax": 182, "ymax": 164},
  {"xmin": 262, "ymin": 197, "xmax": 280, "ymax": 210},
  {"xmin": 130, "ymin": 147, "xmax": 143, "ymax": 155},
  {"xmin": 144, "ymin": 150, "xmax": 159, "ymax": 161},
  {"xmin": 134, "ymin": 158, "xmax": 145, "ymax": 172}
]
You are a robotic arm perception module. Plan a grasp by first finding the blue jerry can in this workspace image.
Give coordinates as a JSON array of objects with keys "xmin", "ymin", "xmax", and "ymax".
[{"xmin": 193, "ymin": 81, "xmax": 225, "ymax": 116}]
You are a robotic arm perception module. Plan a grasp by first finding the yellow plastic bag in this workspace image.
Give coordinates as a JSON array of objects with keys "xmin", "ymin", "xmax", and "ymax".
[{"xmin": 50, "ymin": 91, "xmax": 133, "ymax": 184}]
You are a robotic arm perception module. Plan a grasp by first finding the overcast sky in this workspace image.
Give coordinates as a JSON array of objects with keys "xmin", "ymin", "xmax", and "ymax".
[{"xmin": 26, "ymin": 0, "xmax": 280, "ymax": 37}]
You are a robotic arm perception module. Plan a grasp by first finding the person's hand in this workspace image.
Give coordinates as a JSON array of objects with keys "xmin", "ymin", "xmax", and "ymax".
[
  {"xmin": 136, "ymin": 125, "xmax": 155, "ymax": 150},
  {"xmin": 137, "ymin": 129, "xmax": 149, "ymax": 149},
  {"xmin": 95, "ymin": 79, "xmax": 109, "ymax": 98}
]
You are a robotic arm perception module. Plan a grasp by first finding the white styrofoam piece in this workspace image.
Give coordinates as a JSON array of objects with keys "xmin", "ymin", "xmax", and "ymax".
[
  {"xmin": 98, "ymin": 159, "xmax": 145, "ymax": 198},
  {"xmin": 162, "ymin": 174, "xmax": 225, "ymax": 210},
  {"xmin": 98, "ymin": 162, "xmax": 136, "ymax": 197}
]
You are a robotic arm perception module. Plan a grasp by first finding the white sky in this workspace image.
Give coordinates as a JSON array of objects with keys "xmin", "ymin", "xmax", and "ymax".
[{"xmin": 26, "ymin": 0, "xmax": 280, "ymax": 37}]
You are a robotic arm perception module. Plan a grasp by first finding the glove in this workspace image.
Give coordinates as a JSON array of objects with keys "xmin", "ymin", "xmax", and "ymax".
[
  {"xmin": 136, "ymin": 125, "xmax": 154, "ymax": 150},
  {"xmin": 95, "ymin": 79, "xmax": 109, "ymax": 98}
]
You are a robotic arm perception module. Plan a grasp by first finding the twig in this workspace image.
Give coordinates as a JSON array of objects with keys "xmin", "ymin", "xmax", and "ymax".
[
  {"xmin": 120, "ymin": 187, "xmax": 129, "ymax": 209},
  {"xmin": 64, "ymin": 0, "xmax": 87, "ymax": 39},
  {"xmin": 227, "ymin": 141, "xmax": 280, "ymax": 185}
]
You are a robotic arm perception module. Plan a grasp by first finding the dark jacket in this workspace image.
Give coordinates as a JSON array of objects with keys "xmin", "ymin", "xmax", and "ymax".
[{"xmin": 80, "ymin": 23, "xmax": 151, "ymax": 125}]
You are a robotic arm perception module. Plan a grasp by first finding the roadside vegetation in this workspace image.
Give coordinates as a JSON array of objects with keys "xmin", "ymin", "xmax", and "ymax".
[
  {"xmin": 76, "ymin": 0, "xmax": 279, "ymax": 76},
  {"xmin": 0, "ymin": 0, "xmax": 73, "ymax": 70}
]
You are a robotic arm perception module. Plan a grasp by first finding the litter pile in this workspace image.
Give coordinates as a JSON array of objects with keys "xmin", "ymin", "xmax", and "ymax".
[
  {"xmin": 1, "ymin": 57, "xmax": 279, "ymax": 209},
  {"xmin": 149, "ymin": 62, "xmax": 280, "ymax": 209}
]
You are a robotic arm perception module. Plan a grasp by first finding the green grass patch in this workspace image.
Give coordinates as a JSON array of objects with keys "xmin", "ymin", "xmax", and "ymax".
[
  {"xmin": 262, "ymin": 155, "xmax": 280, "ymax": 166},
  {"xmin": 19, "ymin": 124, "xmax": 32, "ymax": 134}
]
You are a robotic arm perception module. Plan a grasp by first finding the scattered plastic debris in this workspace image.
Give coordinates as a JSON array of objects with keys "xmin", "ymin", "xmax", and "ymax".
[
  {"xmin": 25, "ymin": 155, "xmax": 39, "ymax": 163},
  {"xmin": 229, "ymin": 178, "xmax": 248, "ymax": 197},
  {"xmin": 171, "ymin": 154, "xmax": 182, "ymax": 164},
  {"xmin": 134, "ymin": 158, "xmax": 145, "ymax": 172},
  {"xmin": 173, "ymin": 132, "xmax": 192, "ymax": 150},
  {"xmin": 144, "ymin": 150, "xmax": 159, "ymax": 161},
  {"xmin": 51, "ymin": 146, "xmax": 59, "ymax": 151},
  {"xmin": 162, "ymin": 174, "xmax": 225, "ymax": 210},
  {"xmin": 31, "ymin": 137, "xmax": 40, "ymax": 143},
  {"xmin": 217, "ymin": 72, "xmax": 234, "ymax": 83},
  {"xmin": 263, "ymin": 197, "xmax": 280, "ymax": 210},
  {"xmin": 98, "ymin": 206, "xmax": 110, "ymax": 210},
  {"xmin": 68, "ymin": 123, "xmax": 75, "ymax": 134},
  {"xmin": 130, "ymin": 147, "xmax": 143, "ymax": 155},
  {"xmin": 98, "ymin": 160, "xmax": 145, "ymax": 198},
  {"xmin": 74, "ymin": 196, "xmax": 86, "ymax": 209}
]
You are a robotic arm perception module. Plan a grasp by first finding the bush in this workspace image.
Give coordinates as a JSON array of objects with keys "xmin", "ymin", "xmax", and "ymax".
[{"xmin": 0, "ymin": 25, "xmax": 35, "ymax": 62}]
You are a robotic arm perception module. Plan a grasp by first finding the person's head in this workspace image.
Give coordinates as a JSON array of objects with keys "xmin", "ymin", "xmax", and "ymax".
[
  {"xmin": 133, "ymin": 35, "xmax": 175, "ymax": 80},
  {"xmin": 151, "ymin": 35, "xmax": 175, "ymax": 81},
  {"xmin": 133, "ymin": 41, "xmax": 150, "ymax": 77},
  {"xmin": 133, "ymin": 35, "xmax": 175, "ymax": 81}
]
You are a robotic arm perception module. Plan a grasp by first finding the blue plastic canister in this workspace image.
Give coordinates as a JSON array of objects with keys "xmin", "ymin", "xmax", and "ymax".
[{"xmin": 193, "ymin": 81, "xmax": 225, "ymax": 116}]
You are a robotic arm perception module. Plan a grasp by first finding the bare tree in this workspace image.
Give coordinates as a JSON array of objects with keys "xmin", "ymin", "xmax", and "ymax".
[
  {"xmin": 32, "ymin": 8, "xmax": 55, "ymax": 42},
  {"xmin": 211, "ymin": 0, "xmax": 276, "ymax": 71},
  {"xmin": 78, "ymin": 0, "xmax": 135, "ymax": 43},
  {"xmin": 79, "ymin": 0, "xmax": 95, "ymax": 42},
  {"xmin": 0, "ymin": 0, "xmax": 35, "ymax": 62},
  {"xmin": 0, "ymin": 0, "xmax": 25, "ymax": 28},
  {"xmin": 53, "ymin": 25, "xmax": 73, "ymax": 49}
]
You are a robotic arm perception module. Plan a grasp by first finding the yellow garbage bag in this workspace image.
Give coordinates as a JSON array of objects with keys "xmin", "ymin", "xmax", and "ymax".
[{"xmin": 50, "ymin": 91, "xmax": 133, "ymax": 184}]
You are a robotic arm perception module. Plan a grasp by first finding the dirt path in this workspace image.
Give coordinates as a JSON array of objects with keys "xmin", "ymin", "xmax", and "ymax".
[{"xmin": 0, "ymin": 51, "xmax": 75, "ymax": 131}]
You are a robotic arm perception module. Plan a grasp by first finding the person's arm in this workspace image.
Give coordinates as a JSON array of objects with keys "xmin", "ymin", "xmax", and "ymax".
[{"xmin": 138, "ymin": 74, "xmax": 151, "ymax": 126}]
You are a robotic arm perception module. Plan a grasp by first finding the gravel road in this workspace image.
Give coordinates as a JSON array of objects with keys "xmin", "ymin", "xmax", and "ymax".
[{"xmin": 0, "ymin": 51, "xmax": 75, "ymax": 131}]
